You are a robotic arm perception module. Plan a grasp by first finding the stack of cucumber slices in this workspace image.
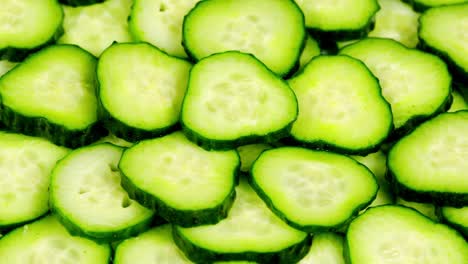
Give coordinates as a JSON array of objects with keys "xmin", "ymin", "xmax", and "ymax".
[{"xmin": 0, "ymin": 0, "xmax": 467, "ymax": 263}]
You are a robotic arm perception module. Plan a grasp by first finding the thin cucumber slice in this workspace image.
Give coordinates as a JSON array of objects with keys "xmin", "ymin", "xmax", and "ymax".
[
  {"xmin": 287, "ymin": 55, "xmax": 393, "ymax": 155},
  {"xmin": 0, "ymin": 0, "xmax": 63, "ymax": 62},
  {"xmin": 387, "ymin": 111, "xmax": 468, "ymax": 206},
  {"xmin": 251, "ymin": 147, "xmax": 378, "ymax": 232},
  {"xmin": 419, "ymin": 3, "xmax": 468, "ymax": 83},
  {"xmin": 298, "ymin": 232, "xmax": 345, "ymax": 264},
  {"xmin": 60, "ymin": 0, "xmax": 105, "ymax": 6},
  {"xmin": 294, "ymin": 0, "xmax": 379, "ymax": 41},
  {"xmin": 298, "ymin": 35, "xmax": 321, "ymax": 71},
  {"xmin": 129, "ymin": 0, "xmax": 202, "ymax": 58},
  {"xmin": 237, "ymin": 144, "xmax": 272, "ymax": 173},
  {"xmin": 438, "ymin": 206, "xmax": 468, "ymax": 237},
  {"xmin": 58, "ymin": 0, "xmax": 133, "ymax": 57},
  {"xmin": 449, "ymin": 90, "xmax": 468, "ymax": 112},
  {"xmin": 0, "ymin": 44, "xmax": 106, "ymax": 148},
  {"xmin": 114, "ymin": 224, "xmax": 193, "ymax": 264},
  {"xmin": 0, "ymin": 215, "xmax": 111, "ymax": 264},
  {"xmin": 94, "ymin": 133, "xmax": 133, "ymax": 148},
  {"xmin": 119, "ymin": 131, "xmax": 239, "ymax": 227},
  {"xmin": 404, "ymin": 0, "xmax": 468, "ymax": 11},
  {"xmin": 396, "ymin": 198, "xmax": 437, "ymax": 221},
  {"xmin": 50, "ymin": 143, "xmax": 155, "ymax": 243},
  {"xmin": 98, "ymin": 42, "xmax": 191, "ymax": 142},
  {"xmin": 0, "ymin": 132, "xmax": 69, "ymax": 230},
  {"xmin": 0, "ymin": 60, "xmax": 16, "ymax": 77},
  {"xmin": 368, "ymin": 0, "xmax": 420, "ymax": 48},
  {"xmin": 345, "ymin": 205, "xmax": 468, "ymax": 264},
  {"xmin": 173, "ymin": 179, "xmax": 310, "ymax": 263},
  {"xmin": 352, "ymin": 150, "xmax": 395, "ymax": 207},
  {"xmin": 181, "ymin": 51, "xmax": 298, "ymax": 150},
  {"xmin": 340, "ymin": 38, "xmax": 452, "ymax": 137},
  {"xmin": 182, "ymin": 0, "xmax": 306, "ymax": 76}
]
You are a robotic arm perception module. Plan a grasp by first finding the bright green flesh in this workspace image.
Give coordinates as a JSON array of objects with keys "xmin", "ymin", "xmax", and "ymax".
[
  {"xmin": 388, "ymin": 111, "xmax": 468, "ymax": 193},
  {"xmin": 0, "ymin": 0, "xmax": 62, "ymax": 49},
  {"xmin": 181, "ymin": 52, "xmax": 297, "ymax": 143},
  {"xmin": 346, "ymin": 205, "xmax": 468, "ymax": 264},
  {"xmin": 340, "ymin": 38, "xmax": 451, "ymax": 130},
  {"xmin": 252, "ymin": 147, "xmax": 378, "ymax": 229},
  {"xmin": 0, "ymin": 133, "xmax": 69, "ymax": 227},
  {"xmin": 119, "ymin": 132, "xmax": 238, "ymax": 210},
  {"xmin": 396, "ymin": 198, "xmax": 437, "ymax": 220},
  {"xmin": 0, "ymin": 60, "xmax": 16, "ymax": 77},
  {"xmin": 449, "ymin": 90, "xmax": 468, "ymax": 112},
  {"xmin": 114, "ymin": 225, "xmax": 192, "ymax": 264},
  {"xmin": 182, "ymin": 0, "xmax": 305, "ymax": 76},
  {"xmin": 129, "ymin": 0, "xmax": 201, "ymax": 58},
  {"xmin": 50, "ymin": 144, "xmax": 154, "ymax": 239},
  {"xmin": 58, "ymin": 0, "xmax": 133, "ymax": 57},
  {"xmin": 0, "ymin": 45, "xmax": 98, "ymax": 130},
  {"xmin": 298, "ymin": 35, "xmax": 321, "ymax": 71},
  {"xmin": 298, "ymin": 232, "xmax": 345, "ymax": 264},
  {"xmin": 294, "ymin": 0, "xmax": 379, "ymax": 31},
  {"xmin": 419, "ymin": 3, "xmax": 468, "ymax": 76},
  {"xmin": 441, "ymin": 206, "xmax": 468, "ymax": 234},
  {"xmin": 98, "ymin": 43, "xmax": 191, "ymax": 131},
  {"xmin": 288, "ymin": 55, "xmax": 392, "ymax": 153},
  {"xmin": 237, "ymin": 144, "xmax": 272, "ymax": 173},
  {"xmin": 0, "ymin": 215, "xmax": 110, "ymax": 264},
  {"xmin": 176, "ymin": 179, "xmax": 307, "ymax": 254},
  {"xmin": 368, "ymin": 0, "xmax": 420, "ymax": 48}
]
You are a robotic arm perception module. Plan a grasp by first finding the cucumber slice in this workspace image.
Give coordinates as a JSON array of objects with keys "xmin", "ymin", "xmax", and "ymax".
[
  {"xmin": 237, "ymin": 144, "xmax": 272, "ymax": 173},
  {"xmin": 129, "ymin": 0, "xmax": 202, "ymax": 58},
  {"xmin": 0, "ymin": 215, "xmax": 111, "ymax": 263},
  {"xmin": 438, "ymin": 206, "xmax": 468, "ymax": 237},
  {"xmin": 0, "ymin": 44, "xmax": 106, "ymax": 148},
  {"xmin": 396, "ymin": 198, "xmax": 437, "ymax": 221},
  {"xmin": 174, "ymin": 179, "xmax": 310, "ymax": 263},
  {"xmin": 403, "ymin": 0, "xmax": 468, "ymax": 11},
  {"xmin": 387, "ymin": 111, "xmax": 468, "ymax": 207},
  {"xmin": 340, "ymin": 38, "xmax": 452, "ymax": 137},
  {"xmin": 181, "ymin": 51, "xmax": 298, "ymax": 150},
  {"xmin": 58, "ymin": 0, "xmax": 133, "ymax": 57},
  {"xmin": 0, "ymin": 132, "xmax": 69, "ymax": 230},
  {"xmin": 182, "ymin": 0, "xmax": 306, "ymax": 76},
  {"xmin": 59, "ymin": 0, "xmax": 105, "ymax": 6},
  {"xmin": 294, "ymin": 0, "xmax": 379, "ymax": 41},
  {"xmin": 298, "ymin": 232, "xmax": 345, "ymax": 264},
  {"xmin": 251, "ymin": 147, "xmax": 378, "ymax": 232},
  {"xmin": 298, "ymin": 35, "xmax": 321, "ymax": 71},
  {"xmin": 0, "ymin": 0, "xmax": 63, "ymax": 62},
  {"xmin": 0, "ymin": 60, "xmax": 16, "ymax": 77},
  {"xmin": 368, "ymin": 0, "xmax": 420, "ymax": 48},
  {"xmin": 50, "ymin": 143, "xmax": 155, "ymax": 243},
  {"xmin": 419, "ymin": 3, "xmax": 468, "ymax": 83},
  {"xmin": 98, "ymin": 42, "xmax": 191, "ymax": 142},
  {"xmin": 114, "ymin": 224, "xmax": 193, "ymax": 264},
  {"xmin": 346, "ymin": 205, "xmax": 468, "ymax": 264},
  {"xmin": 119, "ymin": 131, "xmax": 239, "ymax": 227},
  {"xmin": 352, "ymin": 150, "xmax": 395, "ymax": 207},
  {"xmin": 94, "ymin": 133, "xmax": 133, "ymax": 148},
  {"xmin": 287, "ymin": 55, "xmax": 393, "ymax": 155},
  {"xmin": 449, "ymin": 90, "xmax": 468, "ymax": 112}
]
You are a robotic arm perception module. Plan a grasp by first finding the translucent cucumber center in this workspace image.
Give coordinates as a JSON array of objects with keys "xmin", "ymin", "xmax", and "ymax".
[
  {"xmin": 27, "ymin": 238, "xmax": 82, "ymax": 264},
  {"xmin": 204, "ymin": 74, "xmax": 268, "ymax": 126}
]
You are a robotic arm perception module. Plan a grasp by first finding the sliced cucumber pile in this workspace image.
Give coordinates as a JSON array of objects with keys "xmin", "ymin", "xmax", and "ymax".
[{"xmin": 0, "ymin": 0, "xmax": 467, "ymax": 263}]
